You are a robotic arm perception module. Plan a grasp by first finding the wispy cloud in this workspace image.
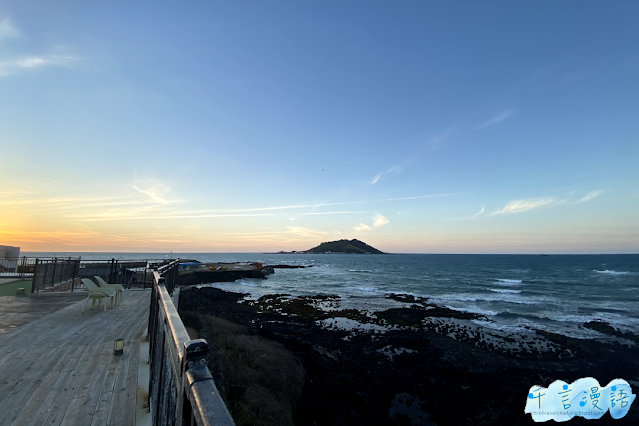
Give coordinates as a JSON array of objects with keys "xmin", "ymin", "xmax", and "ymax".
[
  {"xmin": 0, "ymin": 19, "xmax": 20, "ymax": 43},
  {"xmin": 492, "ymin": 197, "xmax": 555, "ymax": 215},
  {"xmin": 141, "ymin": 192, "xmax": 461, "ymax": 215},
  {"xmin": 372, "ymin": 213, "xmax": 390, "ymax": 228},
  {"xmin": 78, "ymin": 212, "xmax": 275, "ymax": 221},
  {"xmin": 448, "ymin": 206, "xmax": 485, "ymax": 221},
  {"xmin": 430, "ymin": 127, "xmax": 455, "ymax": 147},
  {"xmin": 576, "ymin": 190, "xmax": 604, "ymax": 203},
  {"xmin": 369, "ymin": 172, "xmax": 383, "ymax": 185},
  {"xmin": 130, "ymin": 178, "xmax": 179, "ymax": 205},
  {"xmin": 476, "ymin": 110, "xmax": 514, "ymax": 130},
  {"xmin": 447, "ymin": 206, "xmax": 486, "ymax": 221},
  {"xmin": 369, "ymin": 164, "xmax": 403, "ymax": 185},
  {"xmin": 354, "ymin": 213, "xmax": 389, "ymax": 232},
  {"xmin": 353, "ymin": 223, "xmax": 372, "ymax": 232},
  {"xmin": 0, "ymin": 54, "xmax": 78, "ymax": 76},
  {"xmin": 300, "ymin": 211, "xmax": 366, "ymax": 215},
  {"xmin": 286, "ymin": 226, "xmax": 327, "ymax": 238}
]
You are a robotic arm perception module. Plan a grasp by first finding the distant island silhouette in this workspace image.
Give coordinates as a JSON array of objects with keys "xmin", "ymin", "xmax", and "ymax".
[{"xmin": 276, "ymin": 239, "xmax": 386, "ymax": 254}]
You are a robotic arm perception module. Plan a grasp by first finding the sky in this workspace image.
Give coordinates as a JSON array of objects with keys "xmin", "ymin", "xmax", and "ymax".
[{"xmin": 0, "ymin": 1, "xmax": 638, "ymax": 254}]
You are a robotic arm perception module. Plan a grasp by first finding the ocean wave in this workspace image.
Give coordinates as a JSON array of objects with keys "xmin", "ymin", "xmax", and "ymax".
[
  {"xmin": 594, "ymin": 270, "xmax": 633, "ymax": 275},
  {"xmin": 495, "ymin": 279, "xmax": 523, "ymax": 285},
  {"xmin": 382, "ymin": 290, "xmax": 428, "ymax": 299},
  {"xmin": 471, "ymin": 319, "xmax": 535, "ymax": 334},
  {"xmin": 547, "ymin": 312, "xmax": 639, "ymax": 329},
  {"xmin": 432, "ymin": 293, "xmax": 537, "ymax": 305},
  {"xmin": 489, "ymin": 288, "xmax": 522, "ymax": 294},
  {"xmin": 348, "ymin": 269, "xmax": 373, "ymax": 273},
  {"xmin": 345, "ymin": 286, "xmax": 380, "ymax": 293},
  {"xmin": 444, "ymin": 305, "xmax": 499, "ymax": 316}
]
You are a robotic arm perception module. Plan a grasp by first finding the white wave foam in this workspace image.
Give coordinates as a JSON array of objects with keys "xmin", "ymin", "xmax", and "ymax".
[
  {"xmin": 348, "ymin": 269, "xmax": 372, "ymax": 273},
  {"xmin": 317, "ymin": 317, "xmax": 389, "ymax": 332},
  {"xmin": 594, "ymin": 270, "xmax": 633, "ymax": 275},
  {"xmin": 547, "ymin": 312, "xmax": 639, "ymax": 330},
  {"xmin": 489, "ymin": 288, "xmax": 522, "ymax": 294},
  {"xmin": 444, "ymin": 305, "xmax": 499, "ymax": 316},
  {"xmin": 345, "ymin": 286, "xmax": 380, "ymax": 293},
  {"xmin": 433, "ymin": 293, "xmax": 536, "ymax": 305},
  {"xmin": 495, "ymin": 278, "xmax": 523, "ymax": 285},
  {"xmin": 471, "ymin": 319, "xmax": 535, "ymax": 334},
  {"xmin": 382, "ymin": 291, "xmax": 433, "ymax": 302}
]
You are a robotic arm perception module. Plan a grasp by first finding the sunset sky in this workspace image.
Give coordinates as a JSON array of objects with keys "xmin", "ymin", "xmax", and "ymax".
[{"xmin": 1, "ymin": 1, "xmax": 638, "ymax": 253}]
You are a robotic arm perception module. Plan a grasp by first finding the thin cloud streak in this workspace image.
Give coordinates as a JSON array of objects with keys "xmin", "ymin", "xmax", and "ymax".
[
  {"xmin": 0, "ymin": 19, "xmax": 20, "ymax": 42},
  {"xmin": 286, "ymin": 226, "xmax": 327, "ymax": 237},
  {"xmin": 446, "ymin": 206, "xmax": 485, "ymax": 222},
  {"xmin": 153, "ymin": 192, "xmax": 463, "ymax": 215},
  {"xmin": 369, "ymin": 173, "xmax": 382, "ymax": 185},
  {"xmin": 353, "ymin": 223, "xmax": 372, "ymax": 232},
  {"xmin": 0, "ymin": 54, "xmax": 78, "ymax": 76},
  {"xmin": 476, "ymin": 110, "xmax": 514, "ymax": 130},
  {"xmin": 71, "ymin": 192, "xmax": 462, "ymax": 221},
  {"xmin": 79, "ymin": 213, "xmax": 275, "ymax": 221},
  {"xmin": 491, "ymin": 197, "xmax": 555, "ymax": 215},
  {"xmin": 300, "ymin": 211, "xmax": 367, "ymax": 215},
  {"xmin": 576, "ymin": 190, "xmax": 605, "ymax": 203},
  {"xmin": 429, "ymin": 127, "xmax": 455, "ymax": 147},
  {"xmin": 369, "ymin": 164, "xmax": 403, "ymax": 185}
]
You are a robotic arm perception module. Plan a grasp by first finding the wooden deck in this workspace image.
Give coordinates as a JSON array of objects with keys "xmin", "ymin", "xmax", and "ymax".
[{"xmin": 0, "ymin": 289, "xmax": 151, "ymax": 426}]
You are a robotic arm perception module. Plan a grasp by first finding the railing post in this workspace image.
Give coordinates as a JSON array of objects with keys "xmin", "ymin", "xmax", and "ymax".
[
  {"xmin": 179, "ymin": 339, "xmax": 209, "ymax": 426},
  {"xmin": 20, "ymin": 256, "xmax": 26, "ymax": 279}
]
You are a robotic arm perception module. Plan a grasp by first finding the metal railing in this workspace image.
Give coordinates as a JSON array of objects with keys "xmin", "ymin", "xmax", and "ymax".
[
  {"xmin": 33, "ymin": 258, "xmax": 81, "ymax": 292},
  {"xmin": 0, "ymin": 256, "xmax": 65, "ymax": 279},
  {"xmin": 1, "ymin": 256, "xmax": 81, "ymax": 292},
  {"xmin": 80, "ymin": 258, "xmax": 172, "ymax": 289},
  {"xmin": 148, "ymin": 260, "xmax": 235, "ymax": 426}
]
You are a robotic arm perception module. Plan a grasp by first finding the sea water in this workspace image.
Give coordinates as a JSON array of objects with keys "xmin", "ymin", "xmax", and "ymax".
[{"xmin": 25, "ymin": 252, "xmax": 639, "ymax": 339}]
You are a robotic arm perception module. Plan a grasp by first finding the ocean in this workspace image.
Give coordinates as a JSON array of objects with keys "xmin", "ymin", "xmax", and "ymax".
[{"xmin": 25, "ymin": 252, "xmax": 639, "ymax": 339}]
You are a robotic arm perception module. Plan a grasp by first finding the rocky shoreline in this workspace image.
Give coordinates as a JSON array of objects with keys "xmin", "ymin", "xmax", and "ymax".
[{"xmin": 178, "ymin": 287, "xmax": 639, "ymax": 426}]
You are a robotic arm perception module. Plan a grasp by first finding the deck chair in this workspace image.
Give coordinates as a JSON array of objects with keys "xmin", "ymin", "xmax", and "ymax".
[
  {"xmin": 81, "ymin": 278, "xmax": 117, "ymax": 312},
  {"xmin": 94, "ymin": 276, "xmax": 124, "ymax": 305}
]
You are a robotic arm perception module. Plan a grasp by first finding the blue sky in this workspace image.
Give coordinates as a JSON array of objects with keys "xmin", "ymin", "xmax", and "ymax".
[{"xmin": 1, "ymin": 1, "xmax": 638, "ymax": 253}]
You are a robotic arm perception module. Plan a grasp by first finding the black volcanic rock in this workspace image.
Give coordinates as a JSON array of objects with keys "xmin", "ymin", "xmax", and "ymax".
[{"xmin": 178, "ymin": 287, "xmax": 639, "ymax": 426}]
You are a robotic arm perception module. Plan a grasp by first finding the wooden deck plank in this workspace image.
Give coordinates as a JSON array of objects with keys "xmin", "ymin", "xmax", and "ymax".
[
  {"xmin": 89, "ymin": 346, "xmax": 121, "ymax": 426},
  {"xmin": 89, "ymin": 305, "xmax": 145, "ymax": 426},
  {"xmin": 9, "ymin": 344, "xmax": 82, "ymax": 426},
  {"xmin": 73, "ymin": 342, "xmax": 113, "ymax": 426},
  {"xmin": 26, "ymin": 345, "xmax": 87, "ymax": 426},
  {"xmin": 0, "ymin": 344, "xmax": 78, "ymax": 426},
  {"xmin": 106, "ymin": 313, "xmax": 147, "ymax": 426},
  {"xmin": 0, "ymin": 311, "xmax": 109, "ymax": 403},
  {"xmin": 120, "ymin": 338, "xmax": 142, "ymax": 426},
  {"xmin": 0, "ymin": 290, "xmax": 152, "ymax": 426},
  {"xmin": 47, "ymin": 343, "xmax": 105, "ymax": 426},
  {"xmin": 57, "ymin": 343, "xmax": 110, "ymax": 426},
  {"xmin": 0, "ymin": 295, "xmax": 127, "ymax": 374},
  {"xmin": 104, "ymin": 342, "xmax": 133, "ymax": 426}
]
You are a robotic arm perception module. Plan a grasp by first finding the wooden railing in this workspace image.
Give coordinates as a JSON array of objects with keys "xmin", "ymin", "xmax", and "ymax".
[{"xmin": 148, "ymin": 260, "xmax": 235, "ymax": 426}]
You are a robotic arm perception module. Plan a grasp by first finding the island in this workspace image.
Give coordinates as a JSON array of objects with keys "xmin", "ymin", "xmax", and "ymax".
[{"xmin": 276, "ymin": 239, "xmax": 385, "ymax": 254}]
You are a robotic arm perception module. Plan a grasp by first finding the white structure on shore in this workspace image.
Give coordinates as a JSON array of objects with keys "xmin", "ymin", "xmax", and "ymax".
[{"xmin": 0, "ymin": 245, "xmax": 20, "ymax": 272}]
